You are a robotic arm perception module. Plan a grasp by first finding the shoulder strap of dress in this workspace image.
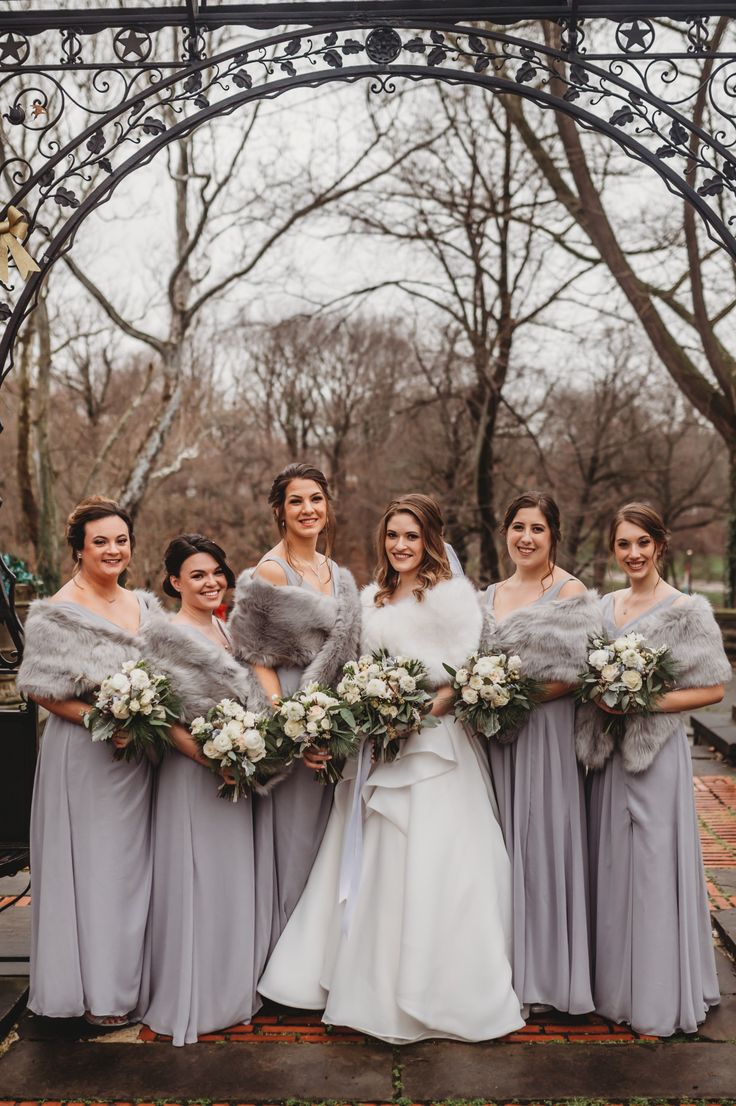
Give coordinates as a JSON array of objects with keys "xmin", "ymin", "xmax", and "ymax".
[
  {"xmin": 257, "ymin": 555, "xmax": 301, "ymax": 587},
  {"xmin": 542, "ymin": 576, "xmax": 569, "ymax": 601}
]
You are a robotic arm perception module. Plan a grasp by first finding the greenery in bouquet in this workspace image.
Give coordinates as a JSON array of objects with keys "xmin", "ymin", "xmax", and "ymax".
[
  {"xmin": 191, "ymin": 698, "xmax": 278, "ymax": 801},
  {"xmin": 83, "ymin": 658, "xmax": 181, "ymax": 761},
  {"xmin": 271, "ymin": 682, "xmax": 360, "ymax": 784},
  {"xmin": 337, "ymin": 651, "xmax": 436, "ymax": 763},
  {"xmin": 444, "ymin": 651, "xmax": 540, "ymax": 740},
  {"xmin": 575, "ymin": 631, "xmax": 679, "ymax": 739}
]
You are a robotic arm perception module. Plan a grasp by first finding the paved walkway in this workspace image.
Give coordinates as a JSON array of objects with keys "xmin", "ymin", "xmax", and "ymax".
[{"xmin": 1, "ymin": 748, "xmax": 735, "ymax": 1104}]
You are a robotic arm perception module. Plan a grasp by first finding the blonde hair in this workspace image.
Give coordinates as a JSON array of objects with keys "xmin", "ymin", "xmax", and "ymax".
[{"xmin": 374, "ymin": 493, "xmax": 452, "ymax": 606}]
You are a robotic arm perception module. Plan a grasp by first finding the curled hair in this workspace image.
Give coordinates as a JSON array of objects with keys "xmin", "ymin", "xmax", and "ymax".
[
  {"xmin": 267, "ymin": 461, "xmax": 336, "ymax": 567},
  {"xmin": 162, "ymin": 533, "xmax": 236, "ymax": 598},
  {"xmin": 65, "ymin": 495, "xmax": 135, "ymax": 569},
  {"xmin": 608, "ymin": 502, "xmax": 670, "ymax": 566},
  {"xmin": 374, "ymin": 493, "xmax": 452, "ymax": 606},
  {"xmin": 501, "ymin": 491, "xmax": 561, "ymax": 592}
]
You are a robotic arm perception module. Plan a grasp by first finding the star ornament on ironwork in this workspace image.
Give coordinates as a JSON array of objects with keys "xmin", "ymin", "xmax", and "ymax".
[
  {"xmin": 615, "ymin": 19, "xmax": 655, "ymax": 54},
  {"xmin": 113, "ymin": 27, "xmax": 152, "ymax": 63},
  {"xmin": 0, "ymin": 32, "xmax": 29, "ymax": 66}
]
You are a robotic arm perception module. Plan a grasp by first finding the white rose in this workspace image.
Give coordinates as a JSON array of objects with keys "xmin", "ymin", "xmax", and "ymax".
[
  {"xmin": 474, "ymin": 657, "xmax": 496, "ymax": 678},
  {"xmin": 461, "ymin": 686, "xmax": 479, "ymax": 705},
  {"xmin": 128, "ymin": 699, "xmax": 141, "ymax": 714},
  {"xmin": 588, "ymin": 649, "xmax": 611, "ymax": 671},
  {"xmin": 306, "ymin": 721, "xmax": 319, "ymax": 735},
  {"xmin": 399, "ymin": 675, "xmax": 416, "ymax": 693},
  {"xmin": 393, "ymin": 667, "xmax": 409, "ymax": 681},
  {"xmin": 190, "ymin": 717, "xmax": 208, "ymax": 736},
  {"xmin": 601, "ymin": 664, "xmax": 620, "ymax": 683},
  {"xmin": 108, "ymin": 673, "xmax": 130, "ymax": 694},
  {"xmin": 213, "ymin": 731, "xmax": 232, "ymax": 753},
  {"xmin": 129, "ymin": 667, "xmax": 150, "ymax": 691},
  {"xmin": 281, "ymin": 701, "xmax": 305, "ymax": 722},
  {"xmin": 613, "ymin": 638, "xmax": 629, "ymax": 654},
  {"xmin": 320, "ymin": 717, "xmax": 332, "ymax": 731},
  {"xmin": 507, "ymin": 655, "xmax": 522, "ymax": 674},
  {"xmin": 455, "ymin": 668, "xmax": 470, "ymax": 686},
  {"xmin": 111, "ymin": 699, "xmax": 130, "ymax": 720},
  {"xmin": 492, "ymin": 689, "xmax": 510, "ymax": 708},
  {"xmin": 366, "ymin": 678, "xmax": 390, "ymax": 699},
  {"xmin": 202, "ymin": 739, "xmax": 219, "ymax": 759},
  {"xmin": 242, "ymin": 711, "xmax": 256, "ymax": 729},
  {"xmin": 621, "ymin": 669, "xmax": 643, "ymax": 692},
  {"xmin": 122, "ymin": 660, "xmax": 136, "ymax": 673},
  {"xmin": 283, "ymin": 720, "xmax": 304, "ymax": 739},
  {"xmin": 469, "ymin": 674, "xmax": 484, "ymax": 691},
  {"xmin": 243, "ymin": 729, "xmax": 266, "ymax": 760},
  {"xmin": 480, "ymin": 684, "xmax": 494, "ymax": 701},
  {"xmin": 307, "ymin": 705, "xmax": 326, "ymax": 721},
  {"xmin": 141, "ymin": 704, "xmax": 153, "ymax": 716},
  {"xmin": 343, "ymin": 686, "xmax": 361, "ymax": 705},
  {"xmin": 139, "ymin": 688, "xmax": 155, "ymax": 706},
  {"xmin": 366, "ymin": 664, "xmax": 381, "ymax": 678}
]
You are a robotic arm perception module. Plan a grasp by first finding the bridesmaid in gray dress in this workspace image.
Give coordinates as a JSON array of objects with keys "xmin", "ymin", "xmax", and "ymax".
[
  {"xmin": 136, "ymin": 534, "xmax": 271, "ymax": 1046},
  {"xmin": 17, "ymin": 496, "xmax": 158, "ymax": 1026},
  {"xmin": 483, "ymin": 492, "xmax": 598, "ymax": 1015},
  {"xmin": 229, "ymin": 463, "xmax": 361, "ymax": 952},
  {"xmin": 579, "ymin": 503, "xmax": 729, "ymax": 1036}
]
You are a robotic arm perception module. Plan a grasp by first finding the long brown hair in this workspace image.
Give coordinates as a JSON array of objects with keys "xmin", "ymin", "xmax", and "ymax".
[
  {"xmin": 65, "ymin": 495, "xmax": 135, "ymax": 572},
  {"xmin": 608, "ymin": 502, "xmax": 670, "ymax": 567},
  {"xmin": 374, "ymin": 493, "xmax": 452, "ymax": 606},
  {"xmin": 267, "ymin": 461, "xmax": 336, "ymax": 571},
  {"xmin": 501, "ymin": 491, "xmax": 561, "ymax": 592}
]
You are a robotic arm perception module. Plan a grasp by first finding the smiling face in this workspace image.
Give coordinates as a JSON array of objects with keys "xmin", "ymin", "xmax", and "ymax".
[
  {"xmin": 78, "ymin": 515, "xmax": 132, "ymax": 581},
  {"xmin": 170, "ymin": 551, "xmax": 228, "ymax": 613},
  {"xmin": 505, "ymin": 506, "xmax": 553, "ymax": 573},
  {"xmin": 281, "ymin": 478, "xmax": 328, "ymax": 541},
  {"xmin": 612, "ymin": 520, "xmax": 661, "ymax": 583},
  {"xmin": 385, "ymin": 511, "xmax": 425, "ymax": 577}
]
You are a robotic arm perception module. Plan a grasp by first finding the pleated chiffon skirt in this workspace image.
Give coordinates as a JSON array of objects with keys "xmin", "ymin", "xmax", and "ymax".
[
  {"xmin": 587, "ymin": 724, "xmax": 719, "ymax": 1036},
  {"xmin": 29, "ymin": 716, "xmax": 153, "ymax": 1018},
  {"xmin": 137, "ymin": 753, "xmax": 261, "ymax": 1045},
  {"xmin": 489, "ymin": 696, "xmax": 594, "ymax": 1014}
]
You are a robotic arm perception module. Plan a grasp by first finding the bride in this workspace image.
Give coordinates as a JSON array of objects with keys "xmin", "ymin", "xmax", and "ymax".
[{"xmin": 259, "ymin": 493, "xmax": 523, "ymax": 1043}]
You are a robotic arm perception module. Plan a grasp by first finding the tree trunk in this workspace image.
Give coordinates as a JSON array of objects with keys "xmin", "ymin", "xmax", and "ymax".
[
  {"xmin": 15, "ymin": 328, "xmax": 39, "ymax": 549},
  {"xmin": 474, "ymin": 386, "xmax": 501, "ymax": 584},
  {"xmin": 727, "ymin": 447, "xmax": 736, "ymax": 608}
]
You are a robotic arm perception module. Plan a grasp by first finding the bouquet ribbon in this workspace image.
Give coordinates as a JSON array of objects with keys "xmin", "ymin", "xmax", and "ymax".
[
  {"xmin": 0, "ymin": 206, "xmax": 40, "ymax": 284},
  {"xmin": 338, "ymin": 737, "xmax": 372, "ymax": 936}
]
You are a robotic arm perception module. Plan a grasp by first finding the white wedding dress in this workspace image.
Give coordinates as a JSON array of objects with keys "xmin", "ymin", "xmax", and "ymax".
[{"xmin": 259, "ymin": 577, "xmax": 523, "ymax": 1044}]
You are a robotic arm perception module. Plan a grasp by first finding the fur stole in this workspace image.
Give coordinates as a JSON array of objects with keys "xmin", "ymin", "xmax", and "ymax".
[
  {"xmin": 360, "ymin": 576, "xmax": 482, "ymax": 687},
  {"xmin": 139, "ymin": 611, "xmax": 271, "ymax": 723},
  {"xmin": 17, "ymin": 590, "xmax": 160, "ymax": 702},
  {"xmin": 228, "ymin": 565, "xmax": 361, "ymax": 690},
  {"xmin": 576, "ymin": 594, "xmax": 733, "ymax": 774},
  {"xmin": 480, "ymin": 587, "xmax": 602, "ymax": 684}
]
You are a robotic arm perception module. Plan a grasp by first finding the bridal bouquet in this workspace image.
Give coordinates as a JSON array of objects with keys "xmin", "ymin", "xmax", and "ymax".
[
  {"xmin": 444, "ymin": 652, "xmax": 540, "ymax": 740},
  {"xmin": 336, "ymin": 651, "xmax": 436, "ymax": 763},
  {"xmin": 191, "ymin": 698, "xmax": 276, "ymax": 801},
  {"xmin": 575, "ymin": 631, "xmax": 678, "ymax": 738},
  {"xmin": 271, "ymin": 682, "xmax": 360, "ymax": 784},
  {"xmin": 83, "ymin": 658, "xmax": 181, "ymax": 761}
]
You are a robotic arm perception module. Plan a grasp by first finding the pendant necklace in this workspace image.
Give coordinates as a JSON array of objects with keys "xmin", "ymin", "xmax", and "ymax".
[{"xmin": 73, "ymin": 574, "xmax": 118, "ymax": 604}]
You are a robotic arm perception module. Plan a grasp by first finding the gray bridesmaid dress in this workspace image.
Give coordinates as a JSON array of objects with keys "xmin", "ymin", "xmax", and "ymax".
[
  {"xmin": 487, "ymin": 579, "xmax": 593, "ymax": 1015},
  {"xmin": 254, "ymin": 555, "xmax": 336, "ymax": 954},
  {"xmin": 587, "ymin": 592, "xmax": 719, "ymax": 1036},
  {"xmin": 137, "ymin": 624, "xmax": 259, "ymax": 1045},
  {"xmin": 28, "ymin": 598, "xmax": 153, "ymax": 1019}
]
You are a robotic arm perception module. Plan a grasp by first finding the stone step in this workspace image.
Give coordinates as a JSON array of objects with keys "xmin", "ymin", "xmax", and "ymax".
[
  {"xmin": 715, "ymin": 908, "xmax": 736, "ymax": 961},
  {"xmin": 0, "ymin": 977, "xmax": 27, "ymax": 1041},
  {"xmin": 691, "ymin": 709, "xmax": 736, "ymax": 762}
]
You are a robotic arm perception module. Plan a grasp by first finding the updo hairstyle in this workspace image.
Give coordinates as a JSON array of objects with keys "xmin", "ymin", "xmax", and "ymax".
[
  {"xmin": 162, "ymin": 533, "xmax": 236, "ymax": 598},
  {"xmin": 608, "ymin": 502, "xmax": 670, "ymax": 566},
  {"xmin": 501, "ymin": 490, "xmax": 562, "ymax": 591},
  {"xmin": 267, "ymin": 462, "xmax": 336, "ymax": 560},
  {"xmin": 65, "ymin": 495, "xmax": 135, "ymax": 569}
]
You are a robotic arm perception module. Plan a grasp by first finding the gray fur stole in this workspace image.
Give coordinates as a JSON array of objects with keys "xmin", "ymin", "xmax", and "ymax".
[
  {"xmin": 17, "ymin": 591, "xmax": 160, "ymax": 702},
  {"xmin": 481, "ymin": 587, "xmax": 602, "ymax": 683},
  {"xmin": 139, "ymin": 611, "xmax": 271, "ymax": 723},
  {"xmin": 576, "ymin": 594, "xmax": 732, "ymax": 774},
  {"xmin": 228, "ymin": 565, "xmax": 361, "ymax": 690}
]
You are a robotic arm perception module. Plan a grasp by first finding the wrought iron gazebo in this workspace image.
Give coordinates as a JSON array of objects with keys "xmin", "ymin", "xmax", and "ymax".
[{"xmin": 0, "ymin": 1, "xmax": 735, "ymax": 856}]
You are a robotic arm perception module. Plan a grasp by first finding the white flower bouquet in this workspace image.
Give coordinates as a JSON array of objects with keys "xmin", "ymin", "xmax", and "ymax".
[
  {"xmin": 336, "ymin": 651, "xmax": 436, "ymax": 762},
  {"xmin": 83, "ymin": 658, "xmax": 181, "ymax": 761},
  {"xmin": 191, "ymin": 698, "xmax": 277, "ymax": 801},
  {"xmin": 270, "ymin": 682, "xmax": 361, "ymax": 784},
  {"xmin": 575, "ymin": 631, "xmax": 679, "ymax": 738},
  {"xmin": 444, "ymin": 652, "xmax": 540, "ymax": 740}
]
